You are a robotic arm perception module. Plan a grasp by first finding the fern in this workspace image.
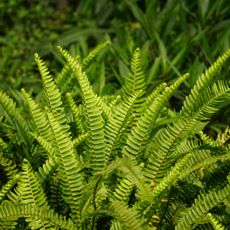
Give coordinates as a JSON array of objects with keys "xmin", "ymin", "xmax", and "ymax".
[{"xmin": 0, "ymin": 43, "xmax": 229, "ymax": 229}]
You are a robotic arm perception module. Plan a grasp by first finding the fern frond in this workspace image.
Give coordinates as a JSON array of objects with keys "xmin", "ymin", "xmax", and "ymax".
[
  {"xmin": 47, "ymin": 112, "xmax": 83, "ymax": 225},
  {"xmin": 58, "ymin": 46, "xmax": 106, "ymax": 172},
  {"xmin": 146, "ymin": 80, "xmax": 230, "ymax": 182},
  {"xmin": 16, "ymin": 159, "xmax": 53, "ymax": 229},
  {"xmin": 17, "ymin": 159, "xmax": 49, "ymax": 207},
  {"xmin": 21, "ymin": 89, "xmax": 52, "ymax": 141},
  {"xmin": 178, "ymin": 152, "xmax": 230, "ymax": 180},
  {"xmin": 144, "ymin": 82, "xmax": 167, "ymax": 109},
  {"xmin": 123, "ymin": 48, "xmax": 146, "ymax": 99},
  {"xmin": 122, "ymin": 48, "xmax": 146, "ymax": 120},
  {"xmin": 142, "ymin": 154, "xmax": 191, "ymax": 219},
  {"xmin": 123, "ymin": 73, "xmax": 188, "ymax": 158},
  {"xmin": 217, "ymin": 126, "xmax": 230, "ymax": 145},
  {"xmin": 198, "ymin": 131, "xmax": 222, "ymax": 148},
  {"xmin": 30, "ymin": 132, "xmax": 54, "ymax": 157},
  {"xmin": 116, "ymin": 158, "xmax": 152, "ymax": 201},
  {"xmin": 0, "ymin": 203, "xmax": 76, "ymax": 230},
  {"xmin": 181, "ymin": 48, "xmax": 230, "ymax": 116},
  {"xmin": 110, "ymin": 200, "xmax": 147, "ymax": 230},
  {"xmin": 0, "ymin": 90, "xmax": 29, "ymax": 144},
  {"xmin": 207, "ymin": 213, "xmax": 226, "ymax": 230},
  {"xmin": 0, "ymin": 152, "xmax": 18, "ymax": 178},
  {"xmin": 0, "ymin": 174, "xmax": 20, "ymax": 202},
  {"xmin": 111, "ymin": 178, "xmax": 134, "ymax": 204},
  {"xmin": 72, "ymin": 132, "xmax": 89, "ymax": 147},
  {"xmin": 34, "ymin": 53, "xmax": 67, "ymax": 128},
  {"xmin": 175, "ymin": 183, "xmax": 230, "ymax": 230},
  {"xmin": 66, "ymin": 92, "xmax": 84, "ymax": 133},
  {"xmin": 82, "ymin": 40, "xmax": 110, "ymax": 68},
  {"xmin": 35, "ymin": 156, "xmax": 57, "ymax": 183},
  {"xmin": 55, "ymin": 64, "xmax": 72, "ymax": 94},
  {"xmin": 105, "ymin": 93, "xmax": 138, "ymax": 163},
  {"xmin": 110, "ymin": 220, "xmax": 123, "ymax": 230}
]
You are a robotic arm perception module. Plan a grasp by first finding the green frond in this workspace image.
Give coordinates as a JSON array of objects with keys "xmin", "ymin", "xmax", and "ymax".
[
  {"xmin": 0, "ymin": 174, "xmax": 20, "ymax": 202},
  {"xmin": 107, "ymin": 95, "xmax": 121, "ymax": 110},
  {"xmin": 72, "ymin": 132, "xmax": 89, "ymax": 147},
  {"xmin": 198, "ymin": 131, "xmax": 222, "ymax": 148},
  {"xmin": 123, "ymin": 73, "xmax": 188, "ymax": 158},
  {"xmin": 66, "ymin": 92, "xmax": 84, "ymax": 133},
  {"xmin": 58, "ymin": 46, "xmax": 106, "ymax": 172},
  {"xmin": 111, "ymin": 178, "xmax": 134, "ymax": 203},
  {"xmin": 142, "ymin": 154, "xmax": 191, "ymax": 219},
  {"xmin": 55, "ymin": 64, "xmax": 72, "ymax": 94},
  {"xmin": 110, "ymin": 200, "xmax": 147, "ymax": 230},
  {"xmin": 16, "ymin": 159, "xmax": 52, "ymax": 229},
  {"xmin": 116, "ymin": 158, "xmax": 152, "ymax": 201},
  {"xmin": 17, "ymin": 159, "xmax": 49, "ymax": 208},
  {"xmin": 181, "ymin": 48, "xmax": 230, "ymax": 116},
  {"xmin": 105, "ymin": 93, "xmax": 138, "ymax": 163},
  {"xmin": 0, "ymin": 90, "xmax": 29, "ymax": 144},
  {"xmin": 34, "ymin": 53, "xmax": 67, "ymax": 128},
  {"xmin": 31, "ymin": 132, "xmax": 54, "ymax": 157},
  {"xmin": 0, "ymin": 203, "xmax": 76, "ymax": 230},
  {"xmin": 217, "ymin": 126, "xmax": 230, "ymax": 145},
  {"xmin": 175, "ymin": 183, "xmax": 230, "ymax": 230},
  {"xmin": 207, "ymin": 213, "xmax": 226, "ymax": 230},
  {"xmin": 48, "ymin": 173, "xmax": 69, "ymax": 214},
  {"xmin": 35, "ymin": 156, "xmax": 57, "ymax": 183},
  {"xmin": 144, "ymin": 82, "xmax": 167, "ymax": 109},
  {"xmin": 123, "ymin": 48, "xmax": 146, "ymax": 99},
  {"xmin": 21, "ymin": 89, "xmax": 52, "ymax": 141},
  {"xmin": 47, "ymin": 112, "xmax": 83, "ymax": 225},
  {"xmin": 110, "ymin": 220, "xmax": 122, "ymax": 230},
  {"xmin": 180, "ymin": 154, "xmax": 230, "ymax": 184},
  {"xmin": 0, "ymin": 152, "xmax": 19, "ymax": 178},
  {"xmin": 146, "ymin": 80, "xmax": 230, "ymax": 182},
  {"xmin": 82, "ymin": 40, "xmax": 110, "ymax": 68},
  {"xmin": 122, "ymin": 48, "xmax": 146, "ymax": 119}
]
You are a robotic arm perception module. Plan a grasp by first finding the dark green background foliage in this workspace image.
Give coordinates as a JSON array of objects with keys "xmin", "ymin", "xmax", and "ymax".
[
  {"xmin": 1, "ymin": 0, "xmax": 230, "ymax": 127},
  {"xmin": 0, "ymin": 0, "xmax": 230, "ymax": 229}
]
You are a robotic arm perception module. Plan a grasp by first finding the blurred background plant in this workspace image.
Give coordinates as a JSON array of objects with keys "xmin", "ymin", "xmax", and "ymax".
[{"xmin": 0, "ymin": 0, "xmax": 230, "ymax": 129}]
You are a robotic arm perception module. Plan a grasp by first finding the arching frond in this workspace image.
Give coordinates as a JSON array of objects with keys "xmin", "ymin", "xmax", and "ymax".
[
  {"xmin": 0, "ymin": 174, "xmax": 20, "ymax": 202},
  {"xmin": 0, "ymin": 90, "xmax": 30, "ymax": 144},
  {"xmin": 146, "ymin": 80, "xmax": 230, "ymax": 183},
  {"xmin": 82, "ymin": 40, "xmax": 110, "ymax": 68},
  {"xmin": 122, "ymin": 48, "xmax": 146, "ymax": 120},
  {"xmin": 47, "ymin": 112, "xmax": 83, "ymax": 225},
  {"xmin": 111, "ymin": 177, "xmax": 134, "ymax": 203},
  {"xmin": 21, "ymin": 89, "xmax": 52, "ymax": 141},
  {"xmin": 58, "ymin": 46, "xmax": 106, "ymax": 172},
  {"xmin": 175, "ymin": 183, "xmax": 230, "ymax": 230},
  {"xmin": 16, "ymin": 159, "xmax": 52, "ymax": 229},
  {"xmin": 142, "ymin": 154, "xmax": 191, "ymax": 219},
  {"xmin": 207, "ymin": 213, "xmax": 225, "ymax": 230},
  {"xmin": 34, "ymin": 53, "xmax": 68, "ymax": 128},
  {"xmin": 123, "ymin": 73, "xmax": 188, "ymax": 158},
  {"xmin": 0, "ymin": 203, "xmax": 76, "ymax": 230},
  {"xmin": 66, "ymin": 92, "xmax": 84, "ymax": 133},
  {"xmin": 105, "ymin": 93, "xmax": 138, "ymax": 163},
  {"xmin": 0, "ymin": 152, "xmax": 18, "ymax": 178},
  {"xmin": 181, "ymin": 48, "xmax": 230, "ymax": 116},
  {"xmin": 110, "ymin": 200, "xmax": 147, "ymax": 230}
]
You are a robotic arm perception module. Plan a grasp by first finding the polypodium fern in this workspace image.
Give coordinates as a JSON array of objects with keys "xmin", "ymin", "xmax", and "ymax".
[{"xmin": 0, "ymin": 43, "xmax": 229, "ymax": 229}]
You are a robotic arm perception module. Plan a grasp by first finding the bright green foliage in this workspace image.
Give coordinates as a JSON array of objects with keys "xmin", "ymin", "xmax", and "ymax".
[{"xmin": 0, "ymin": 44, "xmax": 229, "ymax": 229}]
